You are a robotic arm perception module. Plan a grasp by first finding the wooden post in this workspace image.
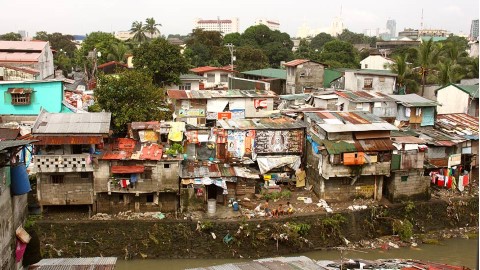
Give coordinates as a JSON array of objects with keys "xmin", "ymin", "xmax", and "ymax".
[{"xmin": 374, "ymin": 175, "xmax": 377, "ymax": 201}]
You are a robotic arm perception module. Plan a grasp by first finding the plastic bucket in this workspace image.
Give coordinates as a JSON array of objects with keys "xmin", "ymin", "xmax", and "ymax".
[
  {"xmin": 10, "ymin": 164, "xmax": 31, "ymax": 196},
  {"xmin": 232, "ymin": 201, "xmax": 239, "ymax": 211},
  {"xmin": 207, "ymin": 199, "xmax": 216, "ymax": 215}
]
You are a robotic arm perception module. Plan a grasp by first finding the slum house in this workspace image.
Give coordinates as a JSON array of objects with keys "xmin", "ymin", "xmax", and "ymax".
[
  {"xmin": 412, "ymin": 114, "xmax": 478, "ymax": 191},
  {"xmin": 0, "ymin": 139, "xmax": 37, "ymax": 269},
  {"xmin": 311, "ymin": 91, "xmax": 338, "ymax": 110},
  {"xmin": 180, "ymin": 117, "xmax": 305, "ymax": 209},
  {"xmin": 228, "ymin": 77, "xmax": 270, "ymax": 91},
  {"xmin": 0, "ymin": 64, "xmax": 40, "ymax": 81},
  {"xmin": 303, "ymin": 111, "xmax": 398, "ymax": 201},
  {"xmin": 332, "ymin": 69, "xmax": 397, "ymax": 94},
  {"xmin": 277, "ymin": 94, "xmax": 313, "ymax": 111},
  {"xmin": 0, "ymin": 41, "xmax": 54, "ymax": 80},
  {"xmin": 241, "ymin": 68, "xmax": 287, "ymax": 95},
  {"xmin": 435, "ymin": 84, "xmax": 479, "ymax": 117},
  {"xmin": 167, "ymin": 74, "xmax": 206, "ymax": 90},
  {"xmin": 386, "ymin": 132, "xmax": 429, "ymax": 202},
  {"xmin": 167, "ymin": 89, "xmax": 277, "ymax": 127},
  {"xmin": 32, "ymin": 111, "xmax": 111, "ymax": 212},
  {"xmin": 284, "ymin": 59, "xmax": 325, "ymax": 94},
  {"xmin": 335, "ymin": 90, "xmax": 397, "ymax": 121},
  {"xmin": 190, "ymin": 66, "xmax": 236, "ymax": 90},
  {"xmin": 95, "ymin": 129, "xmax": 182, "ymax": 213},
  {"xmin": 388, "ymin": 94, "xmax": 439, "ymax": 128}
]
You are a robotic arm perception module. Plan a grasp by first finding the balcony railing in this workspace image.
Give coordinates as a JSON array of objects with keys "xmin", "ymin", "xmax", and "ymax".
[{"xmin": 35, "ymin": 154, "xmax": 94, "ymax": 173}]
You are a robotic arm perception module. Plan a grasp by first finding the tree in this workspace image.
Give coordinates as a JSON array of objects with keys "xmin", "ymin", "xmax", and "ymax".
[
  {"xmin": 233, "ymin": 46, "xmax": 269, "ymax": 71},
  {"xmin": 185, "ymin": 29, "xmax": 224, "ymax": 67},
  {"xmin": 436, "ymin": 60, "xmax": 465, "ymax": 86},
  {"xmin": 390, "ymin": 54, "xmax": 418, "ymax": 94},
  {"xmin": 144, "ymin": 18, "xmax": 161, "ymax": 39},
  {"xmin": 310, "ymin": 32, "xmax": 334, "ymax": 50},
  {"xmin": 94, "ymin": 70, "xmax": 171, "ymax": 135},
  {"xmin": 319, "ymin": 40, "xmax": 359, "ymax": 68},
  {"xmin": 0, "ymin": 32, "xmax": 22, "ymax": 41},
  {"xmin": 33, "ymin": 31, "xmax": 49, "ymax": 41},
  {"xmin": 223, "ymin": 33, "xmax": 242, "ymax": 46},
  {"xmin": 415, "ymin": 39, "xmax": 440, "ymax": 96},
  {"xmin": 293, "ymin": 39, "xmax": 314, "ymax": 59},
  {"xmin": 107, "ymin": 42, "xmax": 129, "ymax": 63},
  {"xmin": 130, "ymin": 21, "xmax": 147, "ymax": 43},
  {"xmin": 48, "ymin": 32, "xmax": 77, "ymax": 57},
  {"xmin": 133, "ymin": 38, "xmax": 189, "ymax": 86}
]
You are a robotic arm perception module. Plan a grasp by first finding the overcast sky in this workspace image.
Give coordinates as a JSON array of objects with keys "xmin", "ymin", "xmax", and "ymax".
[{"xmin": 1, "ymin": 0, "xmax": 478, "ymax": 38}]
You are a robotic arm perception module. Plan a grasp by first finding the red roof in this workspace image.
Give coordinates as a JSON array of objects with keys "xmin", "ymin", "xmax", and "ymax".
[
  {"xmin": 190, "ymin": 66, "xmax": 235, "ymax": 74},
  {"xmin": 111, "ymin": 165, "xmax": 144, "ymax": 174},
  {"xmin": 101, "ymin": 151, "xmax": 130, "ymax": 160},
  {"xmin": 140, "ymin": 144, "xmax": 163, "ymax": 160},
  {"xmin": 97, "ymin": 61, "xmax": 128, "ymax": 69},
  {"xmin": 283, "ymin": 59, "xmax": 310, "ymax": 67},
  {"xmin": 116, "ymin": 138, "xmax": 136, "ymax": 151}
]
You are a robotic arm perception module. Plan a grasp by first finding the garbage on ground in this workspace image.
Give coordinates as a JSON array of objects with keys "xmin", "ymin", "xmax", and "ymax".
[
  {"xmin": 317, "ymin": 199, "xmax": 333, "ymax": 212},
  {"xmin": 347, "ymin": 205, "xmax": 368, "ymax": 211}
]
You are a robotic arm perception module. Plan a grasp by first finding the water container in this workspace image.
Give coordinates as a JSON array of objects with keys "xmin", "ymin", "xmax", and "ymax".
[
  {"xmin": 232, "ymin": 201, "xmax": 239, "ymax": 211},
  {"xmin": 207, "ymin": 199, "xmax": 216, "ymax": 215},
  {"xmin": 10, "ymin": 164, "xmax": 31, "ymax": 196}
]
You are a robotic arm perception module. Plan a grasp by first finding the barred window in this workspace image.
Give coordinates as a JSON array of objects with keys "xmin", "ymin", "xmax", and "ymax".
[{"xmin": 11, "ymin": 93, "xmax": 31, "ymax": 105}]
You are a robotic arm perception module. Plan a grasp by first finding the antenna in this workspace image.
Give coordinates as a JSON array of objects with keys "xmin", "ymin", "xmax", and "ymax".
[
  {"xmin": 217, "ymin": 16, "xmax": 222, "ymax": 33},
  {"xmin": 421, "ymin": 8, "xmax": 424, "ymax": 30},
  {"xmin": 340, "ymin": 5, "xmax": 343, "ymax": 17}
]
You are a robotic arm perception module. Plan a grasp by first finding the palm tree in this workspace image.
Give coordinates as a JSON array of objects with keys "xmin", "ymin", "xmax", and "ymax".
[
  {"xmin": 144, "ymin": 18, "xmax": 161, "ymax": 39},
  {"xmin": 415, "ymin": 39, "xmax": 440, "ymax": 96},
  {"xmin": 390, "ymin": 53, "xmax": 418, "ymax": 94},
  {"xmin": 107, "ymin": 43, "xmax": 129, "ymax": 63},
  {"xmin": 436, "ymin": 60, "xmax": 465, "ymax": 86},
  {"xmin": 130, "ymin": 21, "xmax": 147, "ymax": 43}
]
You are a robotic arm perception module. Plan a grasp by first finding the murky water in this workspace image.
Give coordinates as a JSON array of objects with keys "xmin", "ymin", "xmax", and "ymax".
[{"xmin": 115, "ymin": 238, "xmax": 479, "ymax": 269}]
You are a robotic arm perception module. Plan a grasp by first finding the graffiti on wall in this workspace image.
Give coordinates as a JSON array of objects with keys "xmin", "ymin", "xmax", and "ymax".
[{"xmin": 254, "ymin": 130, "xmax": 303, "ymax": 154}]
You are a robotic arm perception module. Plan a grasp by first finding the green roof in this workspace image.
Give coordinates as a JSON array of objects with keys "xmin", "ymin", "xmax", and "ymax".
[
  {"xmin": 420, "ymin": 36, "xmax": 448, "ymax": 42},
  {"xmin": 241, "ymin": 68, "xmax": 286, "ymax": 80},
  {"xmin": 324, "ymin": 68, "xmax": 342, "ymax": 87},
  {"xmin": 436, "ymin": 84, "xmax": 479, "ymax": 98},
  {"xmin": 310, "ymin": 133, "xmax": 357, "ymax": 155}
]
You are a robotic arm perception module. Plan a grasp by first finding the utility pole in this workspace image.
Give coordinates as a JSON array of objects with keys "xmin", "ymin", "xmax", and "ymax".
[{"xmin": 225, "ymin": 43, "xmax": 235, "ymax": 73}]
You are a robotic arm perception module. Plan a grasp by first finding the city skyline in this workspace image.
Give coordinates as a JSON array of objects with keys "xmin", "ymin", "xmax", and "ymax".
[{"xmin": 1, "ymin": 0, "xmax": 478, "ymax": 38}]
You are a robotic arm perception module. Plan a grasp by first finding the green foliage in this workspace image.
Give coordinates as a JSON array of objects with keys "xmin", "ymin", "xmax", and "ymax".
[
  {"xmin": 130, "ymin": 21, "xmax": 148, "ymax": 43},
  {"xmin": 393, "ymin": 219, "xmax": 413, "ymax": 242},
  {"xmin": 0, "ymin": 32, "xmax": 22, "ymax": 41},
  {"xmin": 319, "ymin": 40, "xmax": 360, "ymax": 68},
  {"xmin": 287, "ymin": 222, "xmax": 311, "ymax": 236},
  {"xmin": 133, "ymin": 38, "xmax": 189, "ymax": 86},
  {"xmin": 199, "ymin": 221, "xmax": 214, "ymax": 232},
  {"xmin": 310, "ymin": 33, "xmax": 334, "ymax": 50},
  {"xmin": 233, "ymin": 45, "xmax": 269, "ymax": 71},
  {"xmin": 144, "ymin": 18, "xmax": 162, "ymax": 39},
  {"xmin": 337, "ymin": 29, "xmax": 377, "ymax": 46},
  {"xmin": 390, "ymin": 53, "xmax": 419, "ymax": 93},
  {"xmin": 25, "ymin": 215, "xmax": 42, "ymax": 229},
  {"xmin": 166, "ymin": 143, "xmax": 183, "ymax": 155},
  {"xmin": 94, "ymin": 69, "xmax": 171, "ymax": 135},
  {"xmin": 261, "ymin": 190, "xmax": 291, "ymax": 200}
]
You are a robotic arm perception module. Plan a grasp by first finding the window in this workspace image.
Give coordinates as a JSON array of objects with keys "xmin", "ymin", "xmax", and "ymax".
[
  {"xmin": 80, "ymin": 172, "xmax": 89, "ymax": 179},
  {"xmin": 363, "ymin": 78, "xmax": 373, "ymax": 89},
  {"xmin": 146, "ymin": 194, "xmax": 154, "ymax": 203},
  {"xmin": 51, "ymin": 175, "xmax": 64, "ymax": 184},
  {"xmin": 179, "ymin": 83, "xmax": 191, "ymax": 90},
  {"xmin": 143, "ymin": 168, "xmax": 152, "ymax": 179},
  {"xmin": 379, "ymin": 77, "xmax": 385, "ymax": 82},
  {"xmin": 220, "ymin": 74, "xmax": 228, "ymax": 83},
  {"xmin": 401, "ymin": 175, "xmax": 408, "ymax": 182},
  {"xmin": 11, "ymin": 93, "xmax": 31, "ymax": 105},
  {"xmin": 164, "ymin": 163, "xmax": 170, "ymax": 169},
  {"xmin": 207, "ymin": 74, "xmax": 215, "ymax": 83},
  {"xmin": 364, "ymin": 64, "xmax": 368, "ymax": 68}
]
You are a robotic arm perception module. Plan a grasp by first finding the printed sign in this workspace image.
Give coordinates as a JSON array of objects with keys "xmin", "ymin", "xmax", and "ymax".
[
  {"xmin": 179, "ymin": 109, "xmax": 205, "ymax": 117},
  {"xmin": 448, "ymin": 153, "xmax": 462, "ymax": 168},
  {"xmin": 217, "ymin": 112, "xmax": 232, "ymax": 120},
  {"xmin": 254, "ymin": 99, "xmax": 268, "ymax": 111},
  {"xmin": 254, "ymin": 129, "xmax": 304, "ymax": 154}
]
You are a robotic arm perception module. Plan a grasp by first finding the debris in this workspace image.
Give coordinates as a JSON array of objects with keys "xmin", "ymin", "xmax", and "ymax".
[
  {"xmin": 211, "ymin": 232, "xmax": 216, "ymax": 239},
  {"xmin": 304, "ymin": 197, "xmax": 313, "ymax": 204},
  {"xmin": 317, "ymin": 199, "xmax": 333, "ymax": 212},
  {"xmin": 388, "ymin": 242, "xmax": 399, "ymax": 249},
  {"xmin": 243, "ymin": 197, "xmax": 250, "ymax": 201},
  {"xmin": 347, "ymin": 205, "xmax": 368, "ymax": 211}
]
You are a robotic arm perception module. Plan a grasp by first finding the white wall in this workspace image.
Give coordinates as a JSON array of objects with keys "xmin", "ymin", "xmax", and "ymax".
[
  {"xmin": 436, "ymin": 86, "xmax": 471, "ymax": 114},
  {"xmin": 202, "ymin": 71, "xmax": 232, "ymax": 89},
  {"xmin": 344, "ymin": 72, "xmax": 396, "ymax": 94},
  {"xmin": 360, "ymin": 55, "xmax": 394, "ymax": 70}
]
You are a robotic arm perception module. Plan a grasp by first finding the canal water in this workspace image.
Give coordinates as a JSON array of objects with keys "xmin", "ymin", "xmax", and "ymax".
[{"xmin": 115, "ymin": 238, "xmax": 478, "ymax": 269}]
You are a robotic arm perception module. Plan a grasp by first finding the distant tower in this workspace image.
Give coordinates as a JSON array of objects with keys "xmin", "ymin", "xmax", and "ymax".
[
  {"xmin": 420, "ymin": 9, "xmax": 424, "ymax": 30},
  {"xmin": 386, "ymin": 19, "xmax": 396, "ymax": 38},
  {"xmin": 18, "ymin": 30, "xmax": 28, "ymax": 41},
  {"xmin": 470, "ymin": 19, "xmax": 479, "ymax": 41},
  {"xmin": 330, "ymin": 5, "xmax": 345, "ymax": 36}
]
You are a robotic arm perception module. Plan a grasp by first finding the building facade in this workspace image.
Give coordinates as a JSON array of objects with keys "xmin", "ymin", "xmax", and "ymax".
[
  {"xmin": 284, "ymin": 59, "xmax": 325, "ymax": 94},
  {"xmin": 0, "ymin": 41, "xmax": 54, "ymax": 79},
  {"xmin": 194, "ymin": 18, "xmax": 240, "ymax": 34},
  {"xmin": 255, "ymin": 19, "xmax": 280, "ymax": 31}
]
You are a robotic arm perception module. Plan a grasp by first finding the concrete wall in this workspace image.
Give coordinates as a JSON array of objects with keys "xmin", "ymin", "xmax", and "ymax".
[
  {"xmin": 37, "ymin": 172, "xmax": 93, "ymax": 206},
  {"xmin": 0, "ymin": 81, "xmax": 63, "ymax": 115},
  {"xmin": 385, "ymin": 169, "xmax": 430, "ymax": 202},
  {"xmin": 202, "ymin": 71, "xmax": 232, "ymax": 89},
  {"xmin": 286, "ymin": 62, "xmax": 324, "ymax": 94},
  {"xmin": 0, "ymin": 66, "xmax": 38, "ymax": 81},
  {"xmin": 360, "ymin": 55, "xmax": 393, "ymax": 70},
  {"xmin": 37, "ymin": 42, "xmax": 54, "ymax": 79},
  {"xmin": 95, "ymin": 192, "xmax": 177, "ymax": 213},
  {"xmin": 437, "ymin": 86, "xmax": 470, "ymax": 115},
  {"xmin": 344, "ymin": 72, "xmax": 396, "ymax": 94}
]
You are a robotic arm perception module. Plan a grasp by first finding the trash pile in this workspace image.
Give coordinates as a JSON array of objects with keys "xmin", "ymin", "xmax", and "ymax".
[{"xmin": 90, "ymin": 211, "xmax": 166, "ymax": 220}]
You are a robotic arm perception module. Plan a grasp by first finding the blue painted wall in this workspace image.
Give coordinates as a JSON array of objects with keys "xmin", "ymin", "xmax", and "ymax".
[{"xmin": 0, "ymin": 81, "xmax": 65, "ymax": 115}]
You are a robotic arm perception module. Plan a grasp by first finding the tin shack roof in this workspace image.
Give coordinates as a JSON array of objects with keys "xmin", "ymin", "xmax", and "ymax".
[
  {"xmin": 305, "ymin": 111, "xmax": 398, "ymax": 133},
  {"xmin": 388, "ymin": 94, "xmax": 439, "ymax": 107},
  {"xmin": 167, "ymin": 89, "xmax": 277, "ymax": 99},
  {"xmin": 217, "ymin": 117, "xmax": 306, "ymax": 130},
  {"xmin": 336, "ymin": 90, "xmax": 394, "ymax": 103},
  {"xmin": 436, "ymin": 113, "xmax": 479, "ymax": 140},
  {"xmin": 32, "ymin": 110, "xmax": 111, "ymax": 135}
]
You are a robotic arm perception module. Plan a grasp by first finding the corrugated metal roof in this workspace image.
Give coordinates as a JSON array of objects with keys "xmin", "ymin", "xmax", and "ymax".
[
  {"xmin": 167, "ymin": 89, "xmax": 278, "ymax": 99},
  {"xmin": 180, "ymin": 161, "xmax": 221, "ymax": 178},
  {"xmin": 388, "ymin": 94, "xmax": 438, "ymax": 107},
  {"xmin": 344, "ymin": 68, "xmax": 398, "ymax": 77},
  {"xmin": 180, "ymin": 73, "xmax": 206, "ymax": 80},
  {"xmin": 187, "ymin": 256, "xmax": 320, "ymax": 270},
  {"xmin": 279, "ymin": 94, "xmax": 310, "ymax": 101},
  {"xmin": 111, "ymin": 165, "xmax": 144, "ymax": 173},
  {"xmin": 140, "ymin": 144, "xmax": 162, "ymax": 160},
  {"xmin": 0, "ymin": 40, "xmax": 47, "ymax": 51},
  {"xmin": 319, "ymin": 140, "xmax": 357, "ymax": 155},
  {"xmin": 241, "ymin": 68, "xmax": 286, "ymax": 80},
  {"xmin": 436, "ymin": 113, "xmax": 479, "ymax": 139},
  {"xmin": 336, "ymin": 90, "xmax": 394, "ymax": 102},
  {"xmin": 190, "ymin": 66, "xmax": 235, "ymax": 74},
  {"xmin": 305, "ymin": 111, "xmax": 398, "ymax": 133},
  {"xmin": 0, "ymin": 140, "xmax": 36, "ymax": 152},
  {"xmin": 391, "ymin": 136, "xmax": 426, "ymax": 144},
  {"xmin": 0, "ymin": 128, "xmax": 19, "ymax": 140},
  {"xmin": 354, "ymin": 139, "xmax": 395, "ymax": 151},
  {"xmin": 217, "ymin": 117, "xmax": 306, "ymax": 130},
  {"xmin": 33, "ymin": 136, "xmax": 103, "ymax": 145},
  {"xmin": 28, "ymin": 257, "xmax": 117, "ymax": 270},
  {"xmin": 130, "ymin": 121, "xmax": 161, "ymax": 130},
  {"xmin": 32, "ymin": 110, "xmax": 111, "ymax": 135}
]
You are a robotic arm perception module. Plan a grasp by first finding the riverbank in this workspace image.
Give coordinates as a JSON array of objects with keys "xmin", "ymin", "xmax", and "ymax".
[{"xmin": 32, "ymin": 196, "xmax": 478, "ymax": 260}]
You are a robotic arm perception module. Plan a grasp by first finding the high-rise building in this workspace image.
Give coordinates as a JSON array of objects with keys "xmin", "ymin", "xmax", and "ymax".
[
  {"xmin": 194, "ymin": 18, "xmax": 239, "ymax": 34},
  {"xmin": 18, "ymin": 30, "xmax": 28, "ymax": 41},
  {"xmin": 386, "ymin": 19, "xmax": 396, "ymax": 38},
  {"xmin": 255, "ymin": 19, "xmax": 280, "ymax": 31},
  {"xmin": 470, "ymin": 19, "xmax": 479, "ymax": 41}
]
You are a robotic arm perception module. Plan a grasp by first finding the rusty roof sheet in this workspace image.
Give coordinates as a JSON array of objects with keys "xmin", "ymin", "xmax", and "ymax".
[
  {"xmin": 0, "ymin": 140, "xmax": 36, "ymax": 152},
  {"xmin": 0, "ymin": 128, "xmax": 20, "ymax": 140},
  {"xmin": 389, "ymin": 94, "xmax": 439, "ymax": 107},
  {"xmin": 391, "ymin": 136, "xmax": 426, "ymax": 144},
  {"xmin": 116, "ymin": 138, "xmax": 137, "ymax": 151},
  {"xmin": 190, "ymin": 66, "xmax": 235, "ymax": 73},
  {"xmin": 0, "ymin": 64, "xmax": 40, "ymax": 74},
  {"xmin": 28, "ymin": 257, "xmax": 117, "ymax": 270},
  {"xmin": 130, "ymin": 121, "xmax": 160, "ymax": 130},
  {"xmin": 436, "ymin": 113, "xmax": 479, "ymax": 139},
  {"xmin": 100, "ymin": 151, "xmax": 130, "ymax": 160},
  {"xmin": 167, "ymin": 89, "xmax": 278, "ymax": 99},
  {"xmin": 305, "ymin": 111, "xmax": 397, "ymax": 133},
  {"xmin": 33, "ymin": 110, "xmax": 111, "ymax": 135},
  {"xmin": 413, "ymin": 127, "xmax": 465, "ymax": 146},
  {"xmin": 180, "ymin": 161, "xmax": 221, "ymax": 178},
  {"xmin": 139, "ymin": 144, "xmax": 163, "ymax": 160},
  {"xmin": 354, "ymin": 139, "xmax": 395, "ymax": 151},
  {"xmin": 111, "ymin": 165, "xmax": 144, "ymax": 174},
  {"xmin": 217, "ymin": 117, "xmax": 306, "ymax": 130},
  {"xmin": 283, "ymin": 59, "xmax": 310, "ymax": 67},
  {"xmin": 336, "ymin": 90, "xmax": 394, "ymax": 102},
  {"xmin": 33, "ymin": 136, "xmax": 103, "ymax": 145},
  {"xmin": 217, "ymin": 164, "xmax": 236, "ymax": 177}
]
